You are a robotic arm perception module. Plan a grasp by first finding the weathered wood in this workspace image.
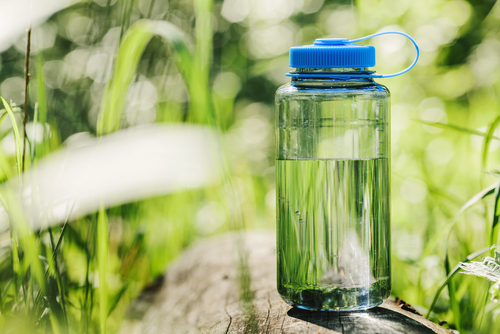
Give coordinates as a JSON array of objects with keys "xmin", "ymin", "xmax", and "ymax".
[{"xmin": 119, "ymin": 232, "xmax": 452, "ymax": 334}]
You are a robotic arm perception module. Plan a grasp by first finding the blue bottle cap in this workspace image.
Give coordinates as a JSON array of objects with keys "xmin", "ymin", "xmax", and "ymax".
[
  {"xmin": 290, "ymin": 38, "xmax": 375, "ymax": 69},
  {"xmin": 287, "ymin": 31, "xmax": 419, "ymax": 78}
]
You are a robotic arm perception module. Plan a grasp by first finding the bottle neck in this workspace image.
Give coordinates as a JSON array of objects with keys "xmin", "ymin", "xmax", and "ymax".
[{"xmin": 290, "ymin": 68, "xmax": 376, "ymax": 85}]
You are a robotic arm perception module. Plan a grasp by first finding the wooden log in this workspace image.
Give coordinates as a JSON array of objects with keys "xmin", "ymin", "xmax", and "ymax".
[{"xmin": 120, "ymin": 232, "xmax": 452, "ymax": 334}]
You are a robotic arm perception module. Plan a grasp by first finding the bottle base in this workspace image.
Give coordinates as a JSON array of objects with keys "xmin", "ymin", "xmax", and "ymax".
[{"xmin": 278, "ymin": 279, "xmax": 390, "ymax": 312}]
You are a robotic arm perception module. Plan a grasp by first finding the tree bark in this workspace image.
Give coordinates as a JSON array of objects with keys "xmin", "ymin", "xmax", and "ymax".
[{"xmin": 120, "ymin": 231, "xmax": 452, "ymax": 334}]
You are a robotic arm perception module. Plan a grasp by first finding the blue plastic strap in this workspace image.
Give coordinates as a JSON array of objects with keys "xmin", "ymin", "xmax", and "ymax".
[{"xmin": 287, "ymin": 31, "xmax": 419, "ymax": 79}]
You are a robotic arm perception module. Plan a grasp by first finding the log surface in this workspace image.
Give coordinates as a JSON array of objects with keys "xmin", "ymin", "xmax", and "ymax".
[{"xmin": 120, "ymin": 232, "xmax": 452, "ymax": 334}]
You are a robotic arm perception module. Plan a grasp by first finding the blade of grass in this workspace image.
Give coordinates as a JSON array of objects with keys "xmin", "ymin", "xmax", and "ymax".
[
  {"xmin": 107, "ymin": 284, "xmax": 128, "ymax": 317},
  {"xmin": 0, "ymin": 98, "xmax": 23, "ymax": 178},
  {"xmin": 236, "ymin": 236, "xmax": 258, "ymax": 334},
  {"xmin": 439, "ymin": 182, "xmax": 498, "ymax": 325},
  {"xmin": 2, "ymin": 189, "xmax": 45, "ymax": 292},
  {"xmin": 0, "ymin": 112, "xmax": 8, "ymax": 125},
  {"xmin": 22, "ymin": 28, "xmax": 31, "ymax": 174},
  {"xmin": 49, "ymin": 310, "xmax": 62, "ymax": 334},
  {"xmin": 191, "ymin": 0, "xmax": 215, "ymax": 125},
  {"xmin": 98, "ymin": 205, "xmax": 109, "ymax": 334},
  {"xmin": 36, "ymin": 52, "xmax": 48, "ymax": 158},
  {"xmin": 33, "ymin": 210, "xmax": 73, "ymax": 311},
  {"xmin": 481, "ymin": 115, "xmax": 500, "ymax": 170},
  {"xmin": 97, "ymin": 20, "xmax": 194, "ymax": 135},
  {"xmin": 444, "ymin": 182, "xmax": 497, "ymax": 249},
  {"xmin": 416, "ymin": 120, "xmax": 500, "ymax": 141},
  {"xmin": 490, "ymin": 180, "xmax": 500, "ymax": 248},
  {"xmin": 35, "ymin": 52, "xmax": 47, "ymax": 127},
  {"xmin": 147, "ymin": 0, "xmax": 156, "ymax": 18},
  {"xmin": 48, "ymin": 228, "xmax": 68, "ymax": 328},
  {"xmin": 0, "ymin": 146, "xmax": 12, "ymax": 185},
  {"xmin": 444, "ymin": 251, "xmax": 460, "ymax": 330},
  {"xmin": 482, "ymin": 160, "xmax": 499, "ymax": 266},
  {"xmin": 478, "ymin": 282, "xmax": 491, "ymax": 332},
  {"xmin": 422, "ymin": 183, "xmax": 496, "ymax": 259},
  {"xmin": 418, "ymin": 183, "xmax": 497, "ymax": 325},
  {"xmin": 426, "ymin": 247, "xmax": 490, "ymax": 318},
  {"xmin": 119, "ymin": 0, "xmax": 135, "ymax": 42},
  {"xmin": 0, "ymin": 112, "xmax": 14, "ymax": 181},
  {"xmin": 84, "ymin": 216, "xmax": 96, "ymax": 334},
  {"xmin": 11, "ymin": 230, "xmax": 20, "ymax": 301},
  {"xmin": 45, "ymin": 240, "xmax": 55, "ymax": 277},
  {"xmin": 31, "ymin": 103, "xmax": 38, "ymax": 163}
]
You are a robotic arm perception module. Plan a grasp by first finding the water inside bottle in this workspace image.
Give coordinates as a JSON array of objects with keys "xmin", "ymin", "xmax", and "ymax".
[{"xmin": 276, "ymin": 158, "xmax": 390, "ymax": 311}]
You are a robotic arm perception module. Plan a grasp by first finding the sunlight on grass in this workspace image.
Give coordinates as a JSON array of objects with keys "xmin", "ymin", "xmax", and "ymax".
[
  {"xmin": 0, "ymin": 0, "xmax": 498, "ymax": 333},
  {"xmin": 97, "ymin": 20, "xmax": 195, "ymax": 135}
]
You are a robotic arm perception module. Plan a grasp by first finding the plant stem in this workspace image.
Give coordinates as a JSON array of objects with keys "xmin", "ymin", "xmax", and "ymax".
[
  {"xmin": 22, "ymin": 28, "xmax": 32, "ymax": 174},
  {"xmin": 48, "ymin": 228, "xmax": 68, "ymax": 329},
  {"xmin": 426, "ymin": 247, "xmax": 490, "ymax": 318},
  {"xmin": 147, "ymin": 0, "xmax": 156, "ymax": 18}
]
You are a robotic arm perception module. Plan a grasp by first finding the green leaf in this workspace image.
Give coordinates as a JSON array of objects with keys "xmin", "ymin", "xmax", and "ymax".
[
  {"xmin": 191, "ymin": 0, "xmax": 215, "ymax": 125},
  {"xmin": 65, "ymin": 224, "xmax": 89, "ymax": 252},
  {"xmin": 426, "ymin": 247, "xmax": 490, "ymax": 318},
  {"xmin": 107, "ymin": 284, "xmax": 128, "ymax": 317},
  {"xmin": 0, "ymin": 98, "xmax": 23, "ymax": 177},
  {"xmin": 491, "ymin": 181, "xmax": 500, "ymax": 247},
  {"xmin": 445, "ymin": 251, "xmax": 460, "ymax": 330},
  {"xmin": 35, "ymin": 52, "xmax": 49, "ymax": 158},
  {"xmin": 98, "ymin": 205, "xmax": 109, "ymax": 334},
  {"xmin": 433, "ymin": 183, "xmax": 498, "ymax": 326},
  {"xmin": 416, "ymin": 120, "xmax": 500, "ymax": 140},
  {"xmin": 422, "ymin": 183, "xmax": 496, "ymax": 259},
  {"xmin": 2, "ymin": 189, "xmax": 45, "ymax": 292},
  {"xmin": 482, "ymin": 115, "xmax": 500, "ymax": 170},
  {"xmin": 30, "ymin": 103, "xmax": 38, "ymax": 163},
  {"xmin": 49, "ymin": 310, "xmax": 62, "ymax": 334},
  {"xmin": 36, "ymin": 52, "xmax": 47, "ymax": 127},
  {"xmin": 97, "ymin": 20, "xmax": 195, "ymax": 135}
]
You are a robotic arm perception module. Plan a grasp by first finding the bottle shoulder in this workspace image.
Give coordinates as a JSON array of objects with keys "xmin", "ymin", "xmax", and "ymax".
[{"xmin": 275, "ymin": 80, "xmax": 390, "ymax": 99}]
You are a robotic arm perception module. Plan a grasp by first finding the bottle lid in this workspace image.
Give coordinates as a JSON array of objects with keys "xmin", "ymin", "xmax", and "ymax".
[
  {"xmin": 290, "ymin": 39, "xmax": 375, "ymax": 69},
  {"xmin": 287, "ymin": 31, "xmax": 419, "ymax": 79}
]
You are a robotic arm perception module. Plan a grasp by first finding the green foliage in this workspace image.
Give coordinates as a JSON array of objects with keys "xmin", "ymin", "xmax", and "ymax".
[
  {"xmin": 0, "ymin": 98, "xmax": 22, "ymax": 177},
  {"xmin": 426, "ymin": 247, "xmax": 490, "ymax": 318},
  {"xmin": 97, "ymin": 20, "xmax": 195, "ymax": 135},
  {"xmin": 97, "ymin": 206, "xmax": 109, "ymax": 334},
  {"xmin": 460, "ymin": 247, "xmax": 500, "ymax": 283},
  {"xmin": 460, "ymin": 247, "xmax": 500, "ymax": 302},
  {"xmin": 0, "ymin": 0, "xmax": 499, "ymax": 333}
]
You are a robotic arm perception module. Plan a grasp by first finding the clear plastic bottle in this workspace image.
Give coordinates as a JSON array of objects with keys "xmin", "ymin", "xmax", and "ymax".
[{"xmin": 276, "ymin": 34, "xmax": 418, "ymax": 311}]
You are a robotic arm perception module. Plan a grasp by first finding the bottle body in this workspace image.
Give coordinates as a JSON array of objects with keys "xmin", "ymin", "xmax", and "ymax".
[{"xmin": 275, "ymin": 75, "xmax": 391, "ymax": 311}]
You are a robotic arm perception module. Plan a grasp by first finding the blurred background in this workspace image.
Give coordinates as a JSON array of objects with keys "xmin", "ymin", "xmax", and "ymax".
[{"xmin": 0, "ymin": 0, "xmax": 499, "ymax": 332}]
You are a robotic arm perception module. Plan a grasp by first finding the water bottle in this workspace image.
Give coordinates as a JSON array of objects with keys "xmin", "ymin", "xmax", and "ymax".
[{"xmin": 275, "ymin": 32, "xmax": 419, "ymax": 311}]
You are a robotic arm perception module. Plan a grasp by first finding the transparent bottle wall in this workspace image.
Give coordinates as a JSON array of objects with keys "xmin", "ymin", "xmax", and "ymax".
[{"xmin": 275, "ymin": 78, "xmax": 391, "ymax": 311}]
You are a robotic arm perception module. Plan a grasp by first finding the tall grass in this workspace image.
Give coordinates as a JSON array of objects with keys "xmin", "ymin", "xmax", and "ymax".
[
  {"xmin": 97, "ymin": 20, "xmax": 195, "ymax": 135},
  {"xmin": 0, "ymin": 0, "xmax": 228, "ymax": 332},
  {"xmin": 98, "ymin": 206, "xmax": 109, "ymax": 334},
  {"xmin": 1, "ymin": 98, "xmax": 23, "ymax": 177},
  {"xmin": 420, "ymin": 116, "xmax": 500, "ymax": 331},
  {"xmin": 0, "ymin": 0, "xmax": 499, "ymax": 333}
]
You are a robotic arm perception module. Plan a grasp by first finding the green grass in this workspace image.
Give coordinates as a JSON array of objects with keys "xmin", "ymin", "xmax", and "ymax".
[
  {"xmin": 0, "ymin": 0, "xmax": 499, "ymax": 333},
  {"xmin": 0, "ymin": 98, "xmax": 23, "ymax": 177},
  {"xmin": 97, "ymin": 20, "xmax": 196, "ymax": 135},
  {"xmin": 0, "ymin": 0, "xmax": 226, "ymax": 332}
]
